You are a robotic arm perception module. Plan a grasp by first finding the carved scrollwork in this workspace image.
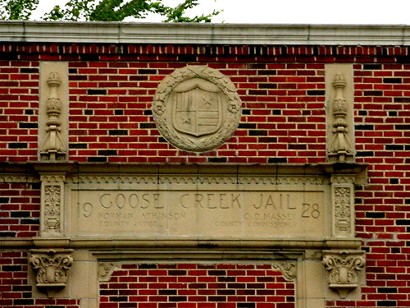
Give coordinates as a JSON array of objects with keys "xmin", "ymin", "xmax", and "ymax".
[
  {"xmin": 272, "ymin": 261, "xmax": 297, "ymax": 281},
  {"xmin": 98, "ymin": 262, "xmax": 119, "ymax": 282},
  {"xmin": 29, "ymin": 249, "xmax": 73, "ymax": 297},
  {"xmin": 322, "ymin": 250, "xmax": 365, "ymax": 298}
]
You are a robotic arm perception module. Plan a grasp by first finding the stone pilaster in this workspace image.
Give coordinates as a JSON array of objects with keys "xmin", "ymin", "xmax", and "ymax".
[
  {"xmin": 331, "ymin": 174, "xmax": 355, "ymax": 238},
  {"xmin": 40, "ymin": 173, "xmax": 66, "ymax": 237}
]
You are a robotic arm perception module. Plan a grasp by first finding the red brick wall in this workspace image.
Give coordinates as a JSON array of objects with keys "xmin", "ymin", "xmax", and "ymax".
[
  {"xmin": 1, "ymin": 42, "xmax": 410, "ymax": 307},
  {"xmin": 0, "ymin": 182, "xmax": 40, "ymax": 237},
  {"xmin": 100, "ymin": 263, "xmax": 294, "ymax": 308}
]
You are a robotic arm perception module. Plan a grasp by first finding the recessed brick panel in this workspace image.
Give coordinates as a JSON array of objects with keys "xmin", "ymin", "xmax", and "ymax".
[{"xmin": 100, "ymin": 264, "xmax": 295, "ymax": 308}]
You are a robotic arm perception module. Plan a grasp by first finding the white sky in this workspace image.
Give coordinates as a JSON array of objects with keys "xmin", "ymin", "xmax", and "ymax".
[{"xmin": 33, "ymin": 0, "xmax": 410, "ymax": 24}]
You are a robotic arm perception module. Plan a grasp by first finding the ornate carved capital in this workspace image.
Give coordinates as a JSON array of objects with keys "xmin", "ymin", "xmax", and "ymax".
[
  {"xmin": 322, "ymin": 250, "xmax": 365, "ymax": 299},
  {"xmin": 29, "ymin": 249, "xmax": 74, "ymax": 297}
]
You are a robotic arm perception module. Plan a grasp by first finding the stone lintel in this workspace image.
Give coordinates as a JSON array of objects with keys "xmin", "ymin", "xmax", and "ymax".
[{"xmin": 0, "ymin": 238, "xmax": 362, "ymax": 251}]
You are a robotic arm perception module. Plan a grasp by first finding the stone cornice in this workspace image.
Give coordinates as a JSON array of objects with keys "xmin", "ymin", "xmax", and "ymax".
[{"xmin": 1, "ymin": 21, "xmax": 410, "ymax": 45}]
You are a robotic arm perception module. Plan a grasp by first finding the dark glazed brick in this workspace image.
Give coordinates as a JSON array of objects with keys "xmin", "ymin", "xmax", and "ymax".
[
  {"xmin": 178, "ymin": 54, "xmax": 197, "ymax": 62},
  {"xmin": 397, "ymin": 220, "xmax": 410, "ymax": 225},
  {"xmin": 208, "ymin": 157, "xmax": 227, "ymax": 163},
  {"xmin": 363, "ymin": 64, "xmax": 382, "ymax": 70},
  {"xmin": 139, "ymin": 264, "xmax": 157, "ymax": 269},
  {"xmin": 11, "ymin": 211, "xmax": 30, "ymax": 218},
  {"xmin": 140, "ymin": 123, "xmax": 156, "ymax": 129},
  {"xmin": 355, "ymin": 124, "xmax": 374, "ymax": 130},
  {"xmin": 378, "ymin": 288, "xmax": 397, "ymax": 293},
  {"xmin": 3, "ymin": 265, "xmax": 22, "ymax": 271},
  {"xmin": 385, "ymin": 144, "xmax": 404, "ymax": 150},
  {"xmin": 249, "ymin": 130, "xmax": 267, "ymax": 136},
  {"xmin": 19, "ymin": 122, "xmax": 37, "ymax": 128},
  {"xmin": 364, "ymin": 90, "xmax": 383, "ymax": 96},
  {"xmin": 257, "ymin": 70, "xmax": 277, "ymax": 75},
  {"xmin": 0, "ymin": 231, "xmax": 16, "ymax": 237},
  {"xmin": 139, "ymin": 69, "xmax": 157, "ymax": 74},
  {"xmin": 88, "ymin": 157, "xmax": 108, "ymax": 163},
  {"xmin": 268, "ymin": 157, "xmax": 287, "ymax": 163},
  {"xmin": 20, "ymin": 68, "xmax": 38, "ymax": 73},
  {"xmin": 168, "ymin": 270, "xmax": 186, "ymax": 275},
  {"xmin": 239, "ymin": 123, "xmax": 257, "ymax": 129},
  {"xmin": 259, "ymin": 137, "xmax": 278, "ymax": 143},
  {"xmin": 159, "ymin": 289, "xmax": 177, "ymax": 295},
  {"xmin": 208, "ymin": 270, "xmax": 226, "ymax": 276},
  {"xmin": 109, "ymin": 130, "xmax": 128, "ymax": 135},
  {"xmin": 87, "ymin": 89, "xmax": 107, "ymax": 95},
  {"xmin": 355, "ymin": 151, "xmax": 374, "ymax": 157},
  {"xmin": 365, "ymin": 212, "xmax": 385, "ymax": 218},
  {"xmin": 69, "ymin": 143, "xmax": 87, "ymax": 149},
  {"xmin": 21, "ymin": 218, "xmax": 39, "ymax": 224},
  {"xmin": 8, "ymin": 143, "xmax": 27, "ymax": 148},
  {"xmin": 377, "ymin": 300, "xmax": 396, "ymax": 306},
  {"xmin": 98, "ymin": 150, "xmax": 117, "ymax": 156},
  {"xmin": 307, "ymin": 90, "xmax": 325, "ymax": 96},
  {"xmin": 289, "ymin": 144, "xmax": 306, "ymax": 150},
  {"xmin": 238, "ymin": 303, "xmax": 256, "ymax": 308},
  {"xmin": 395, "ymin": 125, "xmax": 410, "ymax": 130},
  {"xmin": 259, "ymin": 83, "xmax": 278, "ymax": 89},
  {"xmin": 169, "ymin": 296, "xmax": 187, "ymax": 302},
  {"xmin": 14, "ymin": 299, "xmax": 34, "ymax": 305},
  {"xmin": 383, "ymin": 78, "xmax": 402, "ymax": 83}
]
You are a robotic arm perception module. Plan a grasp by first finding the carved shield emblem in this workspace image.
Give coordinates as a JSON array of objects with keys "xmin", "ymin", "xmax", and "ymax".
[
  {"xmin": 171, "ymin": 78, "xmax": 224, "ymax": 137},
  {"xmin": 152, "ymin": 66, "xmax": 242, "ymax": 153}
]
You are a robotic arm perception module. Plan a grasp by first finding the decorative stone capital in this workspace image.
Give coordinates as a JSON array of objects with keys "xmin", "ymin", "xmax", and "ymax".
[
  {"xmin": 29, "ymin": 249, "xmax": 74, "ymax": 298},
  {"xmin": 322, "ymin": 250, "xmax": 365, "ymax": 299}
]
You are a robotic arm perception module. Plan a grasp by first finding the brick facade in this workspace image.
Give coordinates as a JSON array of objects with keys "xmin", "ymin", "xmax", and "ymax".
[{"xmin": 1, "ymin": 22, "xmax": 410, "ymax": 307}]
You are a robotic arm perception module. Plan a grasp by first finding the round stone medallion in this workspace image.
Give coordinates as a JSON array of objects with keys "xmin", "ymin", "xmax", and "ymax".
[{"xmin": 152, "ymin": 66, "xmax": 242, "ymax": 153}]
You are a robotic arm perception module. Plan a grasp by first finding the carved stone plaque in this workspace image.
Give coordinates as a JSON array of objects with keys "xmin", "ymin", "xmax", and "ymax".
[
  {"xmin": 152, "ymin": 66, "xmax": 242, "ymax": 152},
  {"xmin": 70, "ymin": 189, "xmax": 325, "ymax": 239}
]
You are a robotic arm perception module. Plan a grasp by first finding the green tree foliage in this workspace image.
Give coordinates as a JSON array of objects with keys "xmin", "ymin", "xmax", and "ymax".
[
  {"xmin": 0, "ymin": 0, "xmax": 219, "ymax": 22},
  {"xmin": 0, "ymin": 0, "xmax": 39, "ymax": 20}
]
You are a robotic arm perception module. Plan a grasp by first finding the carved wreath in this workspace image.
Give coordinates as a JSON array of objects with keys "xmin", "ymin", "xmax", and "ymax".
[{"xmin": 152, "ymin": 65, "xmax": 242, "ymax": 152}]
